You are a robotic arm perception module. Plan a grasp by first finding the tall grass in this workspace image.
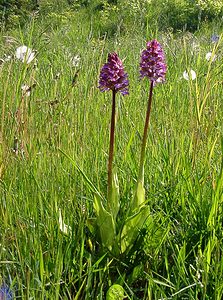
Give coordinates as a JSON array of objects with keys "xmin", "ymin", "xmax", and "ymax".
[{"xmin": 0, "ymin": 8, "xmax": 223, "ymax": 299}]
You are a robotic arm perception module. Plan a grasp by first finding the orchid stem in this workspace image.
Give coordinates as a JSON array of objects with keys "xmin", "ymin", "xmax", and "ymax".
[
  {"xmin": 108, "ymin": 89, "xmax": 116, "ymax": 205},
  {"xmin": 138, "ymin": 81, "xmax": 154, "ymax": 183}
]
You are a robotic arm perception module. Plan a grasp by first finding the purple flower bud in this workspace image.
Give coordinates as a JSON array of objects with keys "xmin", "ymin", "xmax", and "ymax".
[
  {"xmin": 99, "ymin": 52, "xmax": 129, "ymax": 95},
  {"xmin": 140, "ymin": 40, "xmax": 167, "ymax": 84}
]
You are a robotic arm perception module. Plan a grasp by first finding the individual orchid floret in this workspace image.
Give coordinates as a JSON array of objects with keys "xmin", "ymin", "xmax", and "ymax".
[
  {"xmin": 98, "ymin": 52, "xmax": 129, "ymax": 96},
  {"xmin": 140, "ymin": 39, "xmax": 167, "ymax": 84},
  {"xmin": 15, "ymin": 45, "xmax": 35, "ymax": 64}
]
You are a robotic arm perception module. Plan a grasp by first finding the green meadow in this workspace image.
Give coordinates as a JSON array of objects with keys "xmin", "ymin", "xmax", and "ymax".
[{"xmin": 0, "ymin": 1, "xmax": 223, "ymax": 299}]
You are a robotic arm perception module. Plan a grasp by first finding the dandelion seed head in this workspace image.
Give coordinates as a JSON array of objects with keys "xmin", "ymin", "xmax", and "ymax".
[
  {"xmin": 183, "ymin": 69, "xmax": 196, "ymax": 81},
  {"xmin": 15, "ymin": 45, "xmax": 35, "ymax": 64}
]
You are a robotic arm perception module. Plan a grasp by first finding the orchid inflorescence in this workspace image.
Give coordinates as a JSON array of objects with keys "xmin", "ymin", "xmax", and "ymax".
[
  {"xmin": 140, "ymin": 39, "xmax": 167, "ymax": 84},
  {"xmin": 99, "ymin": 52, "xmax": 129, "ymax": 95}
]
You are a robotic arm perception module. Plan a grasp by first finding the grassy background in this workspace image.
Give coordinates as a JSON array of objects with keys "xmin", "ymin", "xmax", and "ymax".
[{"xmin": 0, "ymin": 2, "xmax": 223, "ymax": 299}]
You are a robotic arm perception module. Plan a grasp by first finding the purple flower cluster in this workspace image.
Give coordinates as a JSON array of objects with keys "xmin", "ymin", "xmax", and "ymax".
[
  {"xmin": 0, "ymin": 285, "xmax": 13, "ymax": 300},
  {"xmin": 140, "ymin": 40, "xmax": 167, "ymax": 84},
  {"xmin": 98, "ymin": 52, "xmax": 129, "ymax": 95}
]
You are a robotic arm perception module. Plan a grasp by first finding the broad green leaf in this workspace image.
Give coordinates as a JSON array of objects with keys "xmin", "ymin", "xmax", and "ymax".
[
  {"xmin": 93, "ymin": 194, "xmax": 116, "ymax": 251},
  {"xmin": 106, "ymin": 284, "xmax": 125, "ymax": 300},
  {"xmin": 86, "ymin": 218, "xmax": 96, "ymax": 235},
  {"xmin": 128, "ymin": 264, "xmax": 144, "ymax": 284},
  {"xmin": 121, "ymin": 206, "xmax": 150, "ymax": 253},
  {"xmin": 130, "ymin": 180, "xmax": 145, "ymax": 212}
]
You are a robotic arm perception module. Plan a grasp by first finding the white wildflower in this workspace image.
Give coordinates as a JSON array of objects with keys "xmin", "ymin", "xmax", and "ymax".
[
  {"xmin": 21, "ymin": 84, "xmax": 31, "ymax": 97},
  {"xmin": 183, "ymin": 69, "xmax": 196, "ymax": 81},
  {"xmin": 205, "ymin": 52, "xmax": 216, "ymax": 62},
  {"xmin": 0, "ymin": 54, "xmax": 11, "ymax": 65},
  {"xmin": 59, "ymin": 209, "xmax": 71, "ymax": 235},
  {"xmin": 4, "ymin": 55, "xmax": 11, "ymax": 62},
  {"xmin": 71, "ymin": 55, "xmax": 81, "ymax": 67},
  {"xmin": 15, "ymin": 45, "xmax": 35, "ymax": 64}
]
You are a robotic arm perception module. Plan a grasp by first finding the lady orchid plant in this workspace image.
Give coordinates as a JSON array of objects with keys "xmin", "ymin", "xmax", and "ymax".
[
  {"xmin": 132, "ymin": 40, "xmax": 167, "ymax": 210},
  {"xmin": 99, "ymin": 52, "xmax": 128, "ymax": 206},
  {"xmin": 94, "ymin": 52, "xmax": 129, "ymax": 254},
  {"xmin": 92, "ymin": 43, "xmax": 166, "ymax": 256},
  {"xmin": 64, "ymin": 41, "xmax": 167, "ymax": 256}
]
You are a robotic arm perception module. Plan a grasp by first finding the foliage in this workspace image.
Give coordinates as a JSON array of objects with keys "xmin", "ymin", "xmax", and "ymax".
[
  {"xmin": 195, "ymin": 0, "xmax": 223, "ymax": 16},
  {"xmin": 0, "ymin": 0, "xmax": 39, "ymax": 28},
  {"xmin": 1, "ymin": 0, "xmax": 223, "ymax": 32},
  {"xmin": 0, "ymin": 4, "xmax": 223, "ymax": 299},
  {"xmin": 153, "ymin": 0, "xmax": 223, "ymax": 31}
]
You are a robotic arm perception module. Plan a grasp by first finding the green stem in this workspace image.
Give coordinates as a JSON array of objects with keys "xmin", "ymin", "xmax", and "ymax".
[
  {"xmin": 138, "ymin": 81, "xmax": 154, "ymax": 183},
  {"xmin": 108, "ymin": 89, "xmax": 116, "ymax": 205}
]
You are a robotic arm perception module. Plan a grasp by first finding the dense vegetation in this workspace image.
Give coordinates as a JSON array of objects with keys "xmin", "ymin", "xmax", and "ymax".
[
  {"xmin": 1, "ymin": 0, "xmax": 223, "ymax": 31},
  {"xmin": 0, "ymin": 0, "xmax": 223, "ymax": 299}
]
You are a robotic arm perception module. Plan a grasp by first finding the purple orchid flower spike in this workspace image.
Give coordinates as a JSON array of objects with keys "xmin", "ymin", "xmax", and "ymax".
[
  {"xmin": 140, "ymin": 39, "xmax": 167, "ymax": 84},
  {"xmin": 99, "ymin": 52, "xmax": 129, "ymax": 96}
]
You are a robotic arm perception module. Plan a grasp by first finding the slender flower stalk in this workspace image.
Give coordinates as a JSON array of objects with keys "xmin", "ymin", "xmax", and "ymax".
[
  {"xmin": 138, "ymin": 81, "xmax": 154, "ymax": 182},
  {"xmin": 138, "ymin": 40, "xmax": 167, "ymax": 183},
  {"xmin": 107, "ymin": 89, "xmax": 116, "ymax": 203},
  {"xmin": 98, "ymin": 52, "xmax": 129, "ymax": 203}
]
